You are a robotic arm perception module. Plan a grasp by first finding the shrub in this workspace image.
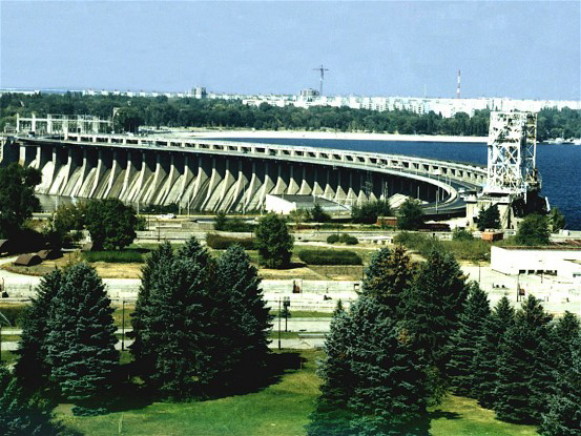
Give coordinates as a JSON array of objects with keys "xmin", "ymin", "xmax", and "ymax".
[
  {"xmin": 298, "ymin": 250, "xmax": 362, "ymax": 265},
  {"xmin": 0, "ymin": 305, "xmax": 27, "ymax": 327},
  {"xmin": 206, "ymin": 233, "xmax": 255, "ymax": 250},
  {"xmin": 83, "ymin": 250, "xmax": 144, "ymax": 263},
  {"xmin": 327, "ymin": 234, "xmax": 340, "ymax": 244},
  {"xmin": 340, "ymin": 234, "xmax": 359, "ymax": 245},
  {"xmin": 452, "ymin": 228, "xmax": 474, "ymax": 241}
]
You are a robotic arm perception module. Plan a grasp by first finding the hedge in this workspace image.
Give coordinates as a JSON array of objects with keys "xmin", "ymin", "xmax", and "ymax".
[
  {"xmin": 83, "ymin": 250, "xmax": 144, "ymax": 263},
  {"xmin": 206, "ymin": 233, "xmax": 255, "ymax": 250},
  {"xmin": 298, "ymin": 249, "xmax": 362, "ymax": 265}
]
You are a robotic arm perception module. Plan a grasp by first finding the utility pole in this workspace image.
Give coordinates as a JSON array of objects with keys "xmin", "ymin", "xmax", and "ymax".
[
  {"xmin": 456, "ymin": 69, "xmax": 461, "ymax": 99},
  {"xmin": 121, "ymin": 300, "xmax": 126, "ymax": 351},
  {"xmin": 313, "ymin": 65, "xmax": 329, "ymax": 96}
]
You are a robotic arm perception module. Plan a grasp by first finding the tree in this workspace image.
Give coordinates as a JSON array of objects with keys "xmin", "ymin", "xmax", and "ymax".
[
  {"xmin": 361, "ymin": 246, "xmax": 415, "ymax": 313},
  {"xmin": 477, "ymin": 204, "xmax": 501, "ymax": 231},
  {"xmin": 85, "ymin": 198, "xmax": 138, "ymax": 250},
  {"xmin": 130, "ymin": 241, "xmax": 175, "ymax": 379},
  {"xmin": 213, "ymin": 211, "xmax": 227, "ymax": 230},
  {"xmin": 133, "ymin": 237, "xmax": 216, "ymax": 398},
  {"xmin": 494, "ymin": 296, "xmax": 554, "ymax": 424},
  {"xmin": 307, "ymin": 301, "xmax": 355, "ymax": 436},
  {"xmin": 446, "ymin": 282, "xmax": 491, "ymax": 396},
  {"xmin": 213, "ymin": 245, "xmax": 272, "ymax": 392},
  {"xmin": 400, "ymin": 247, "xmax": 468, "ymax": 400},
  {"xmin": 14, "ymin": 270, "xmax": 63, "ymax": 392},
  {"xmin": 351, "ymin": 200, "xmax": 391, "ymax": 224},
  {"xmin": 308, "ymin": 297, "xmax": 429, "ymax": 436},
  {"xmin": 0, "ymin": 163, "xmax": 41, "ymax": 238},
  {"xmin": 472, "ymin": 297, "xmax": 515, "ymax": 408},
  {"xmin": 254, "ymin": 213, "xmax": 294, "ymax": 268},
  {"xmin": 308, "ymin": 203, "xmax": 331, "ymax": 222},
  {"xmin": 548, "ymin": 207, "xmax": 566, "ymax": 232},
  {"xmin": 0, "ymin": 368, "xmax": 67, "ymax": 436},
  {"xmin": 44, "ymin": 263, "xmax": 118, "ymax": 410},
  {"xmin": 396, "ymin": 198, "xmax": 424, "ymax": 230},
  {"xmin": 540, "ymin": 333, "xmax": 581, "ymax": 436},
  {"xmin": 515, "ymin": 213, "xmax": 550, "ymax": 246}
]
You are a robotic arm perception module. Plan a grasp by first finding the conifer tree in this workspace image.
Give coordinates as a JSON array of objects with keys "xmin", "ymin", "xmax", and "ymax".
[
  {"xmin": 347, "ymin": 297, "xmax": 429, "ymax": 436},
  {"xmin": 494, "ymin": 295, "xmax": 554, "ymax": 424},
  {"xmin": 473, "ymin": 296, "xmax": 515, "ymax": 408},
  {"xmin": 309, "ymin": 297, "xmax": 429, "ymax": 436},
  {"xmin": 14, "ymin": 269, "xmax": 63, "ymax": 391},
  {"xmin": 361, "ymin": 246, "xmax": 415, "ymax": 313},
  {"xmin": 550, "ymin": 311, "xmax": 580, "ymax": 372},
  {"xmin": 540, "ymin": 333, "xmax": 581, "ymax": 436},
  {"xmin": 446, "ymin": 282, "xmax": 490, "ymax": 396},
  {"xmin": 130, "ymin": 241, "xmax": 174, "ymax": 377},
  {"xmin": 400, "ymin": 248, "xmax": 468, "ymax": 398},
  {"xmin": 135, "ymin": 237, "xmax": 215, "ymax": 398},
  {"xmin": 44, "ymin": 263, "xmax": 118, "ymax": 409},
  {"xmin": 213, "ymin": 245, "xmax": 271, "ymax": 392},
  {"xmin": 0, "ymin": 367, "xmax": 67, "ymax": 436},
  {"xmin": 307, "ymin": 301, "xmax": 355, "ymax": 436}
]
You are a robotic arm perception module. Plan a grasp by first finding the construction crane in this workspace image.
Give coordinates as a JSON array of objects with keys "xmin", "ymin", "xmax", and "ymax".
[{"xmin": 313, "ymin": 65, "xmax": 329, "ymax": 96}]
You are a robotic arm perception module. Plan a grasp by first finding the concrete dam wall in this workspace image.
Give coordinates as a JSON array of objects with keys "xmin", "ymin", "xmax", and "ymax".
[{"xmin": 7, "ymin": 138, "xmax": 454, "ymax": 212}]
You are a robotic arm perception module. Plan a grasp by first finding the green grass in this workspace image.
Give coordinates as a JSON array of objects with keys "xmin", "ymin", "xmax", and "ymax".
[
  {"xmin": 57, "ymin": 350, "xmax": 322, "ymax": 436},
  {"xmin": 84, "ymin": 250, "xmax": 145, "ymax": 263},
  {"xmin": 55, "ymin": 351, "xmax": 539, "ymax": 436},
  {"xmin": 430, "ymin": 395, "xmax": 538, "ymax": 436},
  {"xmin": 394, "ymin": 232, "xmax": 490, "ymax": 263}
]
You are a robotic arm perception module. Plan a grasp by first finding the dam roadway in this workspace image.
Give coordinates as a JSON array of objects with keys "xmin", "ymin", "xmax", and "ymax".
[{"xmin": 1, "ymin": 133, "xmax": 487, "ymax": 213}]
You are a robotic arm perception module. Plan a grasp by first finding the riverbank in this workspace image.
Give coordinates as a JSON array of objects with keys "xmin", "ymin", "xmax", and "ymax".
[{"xmin": 186, "ymin": 129, "xmax": 488, "ymax": 143}]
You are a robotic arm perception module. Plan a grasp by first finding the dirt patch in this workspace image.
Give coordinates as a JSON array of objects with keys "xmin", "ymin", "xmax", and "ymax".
[
  {"xmin": 309, "ymin": 265, "xmax": 364, "ymax": 281},
  {"xmin": 258, "ymin": 266, "xmax": 326, "ymax": 280}
]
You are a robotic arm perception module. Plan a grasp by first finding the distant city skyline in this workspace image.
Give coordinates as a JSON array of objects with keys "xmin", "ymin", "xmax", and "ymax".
[{"xmin": 1, "ymin": 1, "xmax": 580, "ymax": 101}]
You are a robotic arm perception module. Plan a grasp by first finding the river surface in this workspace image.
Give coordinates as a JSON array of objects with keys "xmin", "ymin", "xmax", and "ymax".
[{"xmin": 218, "ymin": 138, "xmax": 581, "ymax": 230}]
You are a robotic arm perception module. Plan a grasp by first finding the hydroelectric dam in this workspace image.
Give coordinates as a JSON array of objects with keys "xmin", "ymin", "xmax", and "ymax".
[{"xmin": 0, "ymin": 132, "xmax": 487, "ymax": 214}]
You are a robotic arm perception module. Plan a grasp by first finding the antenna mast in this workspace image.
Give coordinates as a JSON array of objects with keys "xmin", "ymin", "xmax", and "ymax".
[
  {"xmin": 313, "ymin": 65, "xmax": 329, "ymax": 96},
  {"xmin": 456, "ymin": 69, "xmax": 461, "ymax": 99}
]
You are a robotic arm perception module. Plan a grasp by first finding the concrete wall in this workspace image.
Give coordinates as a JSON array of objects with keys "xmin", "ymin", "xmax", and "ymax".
[{"xmin": 9, "ymin": 140, "xmax": 444, "ymax": 212}]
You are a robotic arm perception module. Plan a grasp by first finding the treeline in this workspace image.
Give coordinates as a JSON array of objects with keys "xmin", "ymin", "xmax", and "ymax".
[
  {"xmin": 2, "ymin": 92, "xmax": 579, "ymax": 140},
  {"xmin": 308, "ymin": 246, "xmax": 581, "ymax": 435}
]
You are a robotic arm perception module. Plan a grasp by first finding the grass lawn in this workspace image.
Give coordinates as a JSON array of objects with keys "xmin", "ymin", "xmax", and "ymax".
[{"xmin": 56, "ymin": 351, "xmax": 539, "ymax": 436}]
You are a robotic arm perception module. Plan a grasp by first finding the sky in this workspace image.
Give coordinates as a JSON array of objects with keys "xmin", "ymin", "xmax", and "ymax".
[{"xmin": 1, "ymin": 1, "xmax": 580, "ymax": 100}]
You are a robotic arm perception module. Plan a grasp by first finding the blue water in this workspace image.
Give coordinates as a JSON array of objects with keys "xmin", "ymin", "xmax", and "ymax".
[{"xmin": 221, "ymin": 138, "xmax": 581, "ymax": 230}]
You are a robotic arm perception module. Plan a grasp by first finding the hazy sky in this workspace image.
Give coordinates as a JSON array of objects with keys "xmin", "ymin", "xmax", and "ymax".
[{"xmin": 1, "ymin": 1, "xmax": 580, "ymax": 100}]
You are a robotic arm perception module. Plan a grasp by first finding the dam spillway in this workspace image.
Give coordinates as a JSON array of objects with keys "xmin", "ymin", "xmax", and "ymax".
[{"xmin": 1, "ymin": 133, "xmax": 487, "ymax": 213}]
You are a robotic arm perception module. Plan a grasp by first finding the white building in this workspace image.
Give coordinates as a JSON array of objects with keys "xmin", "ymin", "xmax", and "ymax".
[
  {"xmin": 265, "ymin": 194, "xmax": 351, "ymax": 217},
  {"xmin": 491, "ymin": 246, "xmax": 581, "ymax": 283}
]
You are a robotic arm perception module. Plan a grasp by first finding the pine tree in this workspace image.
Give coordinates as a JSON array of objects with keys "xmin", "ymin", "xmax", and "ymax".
[
  {"xmin": 213, "ymin": 245, "xmax": 271, "ymax": 393},
  {"xmin": 540, "ymin": 333, "xmax": 581, "ymax": 436},
  {"xmin": 307, "ymin": 301, "xmax": 355, "ymax": 436},
  {"xmin": 361, "ymin": 246, "xmax": 415, "ymax": 313},
  {"xmin": 308, "ymin": 297, "xmax": 429, "ymax": 436},
  {"xmin": 0, "ymin": 367, "xmax": 67, "ymax": 436},
  {"xmin": 550, "ymin": 312, "xmax": 580, "ymax": 372},
  {"xmin": 347, "ymin": 297, "xmax": 429, "ymax": 436},
  {"xmin": 44, "ymin": 263, "xmax": 118, "ymax": 408},
  {"xmin": 494, "ymin": 295, "xmax": 554, "ymax": 424},
  {"xmin": 14, "ymin": 269, "xmax": 63, "ymax": 391},
  {"xmin": 136, "ymin": 237, "xmax": 215, "ymax": 398},
  {"xmin": 130, "ymin": 241, "xmax": 174, "ymax": 378},
  {"xmin": 473, "ymin": 296, "xmax": 515, "ymax": 408},
  {"xmin": 446, "ymin": 282, "xmax": 491, "ymax": 396},
  {"xmin": 400, "ymin": 247, "xmax": 468, "ymax": 398}
]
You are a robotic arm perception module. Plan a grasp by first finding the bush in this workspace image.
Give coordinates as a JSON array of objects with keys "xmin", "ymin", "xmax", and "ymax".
[
  {"xmin": 327, "ymin": 233, "xmax": 359, "ymax": 245},
  {"xmin": 83, "ymin": 250, "xmax": 144, "ymax": 263},
  {"xmin": 340, "ymin": 234, "xmax": 359, "ymax": 245},
  {"xmin": 452, "ymin": 228, "xmax": 474, "ymax": 241},
  {"xmin": 352, "ymin": 200, "xmax": 392, "ymax": 224},
  {"xmin": 327, "ymin": 234, "xmax": 340, "ymax": 244},
  {"xmin": 206, "ymin": 233, "xmax": 255, "ymax": 250},
  {"xmin": 395, "ymin": 231, "xmax": 490, "ymax": 262},
  {"xmin": 298, "ymin": 250, "xmax": 362, "ymax": 265}
]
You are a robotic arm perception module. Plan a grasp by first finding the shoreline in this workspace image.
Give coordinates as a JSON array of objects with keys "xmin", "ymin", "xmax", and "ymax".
[{"xmin": 186, "ymin": 129, "xmax": 488, "ymax": 144}]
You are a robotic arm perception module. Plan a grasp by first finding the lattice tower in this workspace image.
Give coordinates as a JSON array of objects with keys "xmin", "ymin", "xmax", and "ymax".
[{"xmin": 484, "ymin": 111, "xmax": 540, "ymax": 199}]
